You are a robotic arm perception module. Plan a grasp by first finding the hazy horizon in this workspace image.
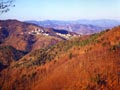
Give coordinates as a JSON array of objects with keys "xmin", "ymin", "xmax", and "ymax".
[
  {"xmin": 0, "ymin": 0, "xmax": 120, "ymax": 21},
  {"xmin": 1, "ymin": 18, "xmax": 120, "ymax": 22}
]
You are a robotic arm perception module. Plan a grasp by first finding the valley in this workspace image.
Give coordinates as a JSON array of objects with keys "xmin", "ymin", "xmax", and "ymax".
[
  {"xmin": 0, "ymin": 0, "xmax": 120, "ymax": 89},
  {"xmin": 0, "ymin": 19, "xmax": 120, "ymax": 90}
]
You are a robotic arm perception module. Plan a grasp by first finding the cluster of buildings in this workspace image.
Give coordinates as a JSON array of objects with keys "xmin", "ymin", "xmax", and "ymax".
[
  {"xmin": 21, "ymin": 28, "xmax": 50, "ymax": 36},
  {"xmin": 20, "ymin": 27, "xmax": 79, "ymax": 39},
  {"xmin": 28, "ymin": 28, "xmax": 45, "ymax": 35},
  {"xmin": 56, "ymin": 33, "xmax": 72, "ymax": 39}
]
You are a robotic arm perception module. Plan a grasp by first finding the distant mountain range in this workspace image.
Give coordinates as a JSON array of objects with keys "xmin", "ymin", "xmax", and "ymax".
[{"xmin": 25, "ymin": 19, "xmax": 120, "ymax": 35}]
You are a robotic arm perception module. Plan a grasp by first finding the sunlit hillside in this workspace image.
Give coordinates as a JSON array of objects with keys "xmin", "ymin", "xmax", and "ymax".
[
  {"xmin": 0, "ymin": 0, "xmax": 120, "ymax": 90},
  {"xmin": 0, "ymin": 25, "xmax": 120, "ymax": 90}
]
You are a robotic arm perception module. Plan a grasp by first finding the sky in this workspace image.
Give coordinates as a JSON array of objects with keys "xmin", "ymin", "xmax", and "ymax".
[{"xmin": 0, "ymin": 0, "xmax": 120, "ymax": 21}]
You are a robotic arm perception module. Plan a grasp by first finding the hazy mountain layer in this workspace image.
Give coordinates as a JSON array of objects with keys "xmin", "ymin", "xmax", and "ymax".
[{"xmin": 26, "ymin": 19, "xmax": 120, "ymax": 34}]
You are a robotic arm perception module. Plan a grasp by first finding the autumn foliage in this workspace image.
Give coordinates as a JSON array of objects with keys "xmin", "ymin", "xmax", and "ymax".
[{"xmin": 0, "ymin": 26, "xmax": 120, "ymax": 90}]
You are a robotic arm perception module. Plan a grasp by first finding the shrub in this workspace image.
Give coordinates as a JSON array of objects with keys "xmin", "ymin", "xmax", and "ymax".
[
  {"xmin": 30, "ymin": 72, "xmax": 37, "ymax": 80},
  {"xmin": 14, "ymin": 63, "xmax": 21, "ymax": 68},
  {"xmin": 91, "ymin": 74, "xmax": 106, "ymax": 86},
  {"xmin": 93, "ymin": 74, "xmax": 101, "ymax": 84},
  {"xmin": 111, "ymin": 45, "xmax": 117, "ymax": 51},
  {"xmin": 69, "ymin": 52, "xmax": 73, "ymax": 59},
  {"xmin": 102, "ymin": 42, "xmax": 108, "ymax": 46},
  {"xmin": 110, "ymin": 44, "xmax": 120, "ymax": 51}
]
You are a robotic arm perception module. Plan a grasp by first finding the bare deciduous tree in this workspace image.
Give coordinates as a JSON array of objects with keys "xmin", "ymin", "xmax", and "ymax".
[{"xmin": 0, "ymin": 0, "xmax": 15, "ymax": 14}]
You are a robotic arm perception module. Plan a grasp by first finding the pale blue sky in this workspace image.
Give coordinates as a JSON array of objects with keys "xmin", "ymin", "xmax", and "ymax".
[{"xmin": 0, "ymin": 0, "xmax": 120, "ymax": 21}]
